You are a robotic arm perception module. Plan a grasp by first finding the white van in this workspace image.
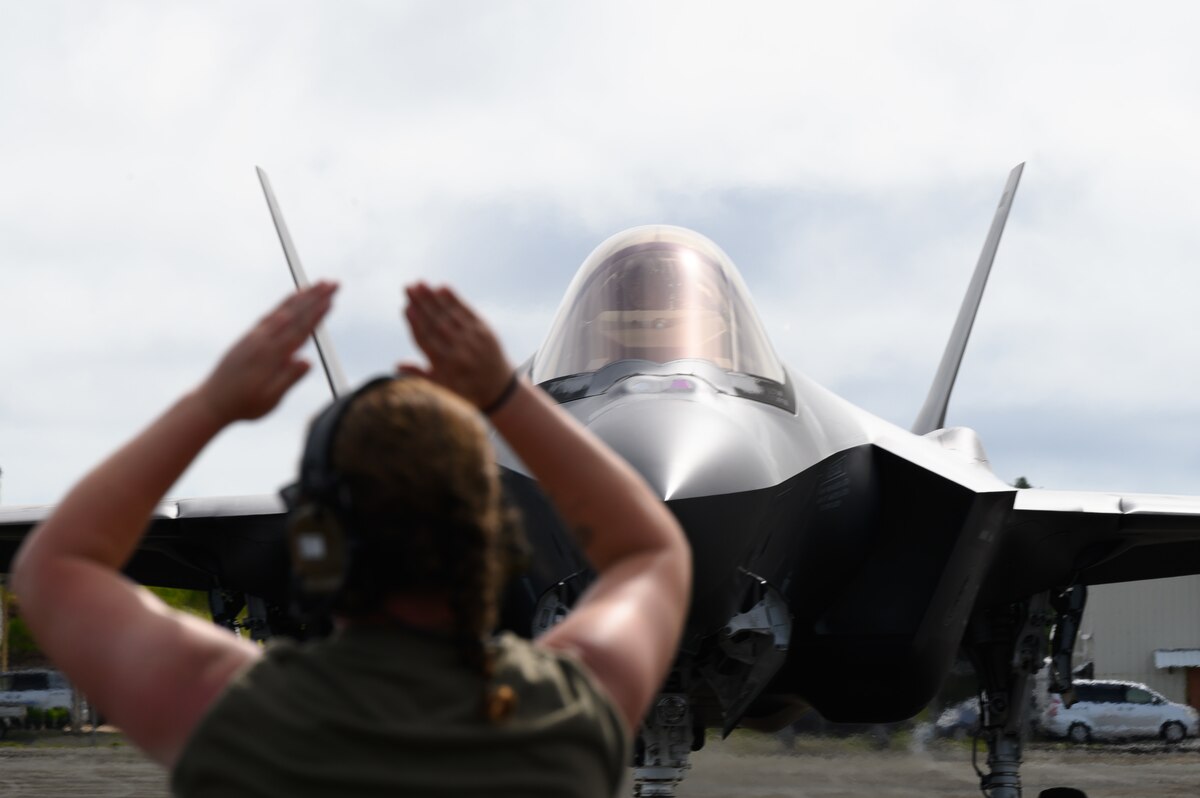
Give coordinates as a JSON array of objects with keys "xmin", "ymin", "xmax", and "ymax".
[
  {"xmin": 1040, "ymin": 679, "xmax": 1199, "ymax": 743},
  {"xmin": 0, "ymin": 669, "xmax": 74, "ymax": 728}
]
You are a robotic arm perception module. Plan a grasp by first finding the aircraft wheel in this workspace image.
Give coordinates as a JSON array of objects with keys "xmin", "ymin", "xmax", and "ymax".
[
  {"xmin": 1161, "ymin": 721, "xmax": 1186, "ymax": 744},
  {"xmin": 1038, "ymin": 788, "xmax": 1088, "ymax": 798},
  {"xmin": 1066, "ymin": 722, "xmax": 1091, "ymax": 744}
]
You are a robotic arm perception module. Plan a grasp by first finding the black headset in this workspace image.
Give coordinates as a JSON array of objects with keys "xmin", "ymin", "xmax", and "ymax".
[{"xmin": 281, "ymin": 375, "xmax": 398, "ymax": 618}]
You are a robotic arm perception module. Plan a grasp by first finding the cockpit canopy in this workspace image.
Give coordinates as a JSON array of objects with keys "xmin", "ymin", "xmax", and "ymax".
[{"xmin": 532, "ymin": 226, "xmax": 785, "ymax": 387}]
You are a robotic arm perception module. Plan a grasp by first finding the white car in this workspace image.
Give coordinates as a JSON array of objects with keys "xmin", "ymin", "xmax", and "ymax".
[{"xmin": 1040, "ymin": 679, "xmax": 1199, "ymax": 743}]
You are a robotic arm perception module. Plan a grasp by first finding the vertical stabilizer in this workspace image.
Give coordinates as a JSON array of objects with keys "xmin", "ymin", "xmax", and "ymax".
[
  {"xmin": 256, "ymin": 166, "xmax": 350, "ymax": 399},
  {"xmin": 911, "ymin": 163, "xmax": 1024, "ymax": 435}
]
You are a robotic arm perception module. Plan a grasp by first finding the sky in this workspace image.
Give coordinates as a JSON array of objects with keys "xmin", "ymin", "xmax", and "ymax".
[{"xmin": 4, "ymin": 1, "xmax": 1200, "ymax": 506}]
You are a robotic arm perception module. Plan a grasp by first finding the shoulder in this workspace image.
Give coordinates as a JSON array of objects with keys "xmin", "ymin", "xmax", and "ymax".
[
  {"xmin": 493, "ymin": 633, "xmax": 630, "ymax": 790},
  {"xmin": 494, "ymin": 633, "xmax": 626, "ymax": 731},
  {"xmin": 493, "ymin": 631, "xmax": 582, "ymax": 683}
]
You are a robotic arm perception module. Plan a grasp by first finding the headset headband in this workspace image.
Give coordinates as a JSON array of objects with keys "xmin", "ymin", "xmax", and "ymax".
[
  {"xmin": 284, "ymin": 375, "xmax": 400, "ymax": 621},
  {"xmin": 298, "ymin": 375, "xmax": 396, "ymax": 501}
]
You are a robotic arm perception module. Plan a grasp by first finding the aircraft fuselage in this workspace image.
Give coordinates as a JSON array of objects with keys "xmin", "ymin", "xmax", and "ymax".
[{"xmin": 497, "ymin": 359, "xmax": 1013, "ymax": 730}]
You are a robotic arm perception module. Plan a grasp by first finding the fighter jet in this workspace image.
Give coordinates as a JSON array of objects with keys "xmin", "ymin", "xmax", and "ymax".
[{"xmin": 3, "ymin": 164, "xmax": 1198, "ymax": 798}]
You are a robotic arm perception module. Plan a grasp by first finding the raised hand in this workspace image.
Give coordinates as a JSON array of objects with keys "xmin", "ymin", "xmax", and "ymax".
[
  {"xmin": 399, "ymin": 282, "xmax": 513, "ymax": 411},
  {"xmin": 198, "ymin": 281, "xmax": 337, "ymax": 423}
]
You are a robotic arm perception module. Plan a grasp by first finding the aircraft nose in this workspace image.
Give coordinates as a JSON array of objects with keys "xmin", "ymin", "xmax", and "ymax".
[{"xmin": 584, "ymin": 395, "xmax": 778, "ymax": 501}]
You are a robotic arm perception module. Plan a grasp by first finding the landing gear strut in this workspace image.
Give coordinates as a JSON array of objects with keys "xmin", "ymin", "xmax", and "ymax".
[
  {"xmin": 633, "ymin": 693, "xmax": 698, "ymax": 797},
  {"xmin": 964, "ymin": 588, "xmax": 1089, "ymax": 798},
  {"xmin": 207, "ymin": 588, "xmax": 329, "ymax": 641},
  {"xmin": 964, "ymin": 593, "xmax": 1048, "ymax": 798}
]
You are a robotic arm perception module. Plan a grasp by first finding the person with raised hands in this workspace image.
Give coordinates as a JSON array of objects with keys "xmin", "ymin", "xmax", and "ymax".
[{"xmin": 13, "ymin": 279, "xmax": 691, "ymax": 798}]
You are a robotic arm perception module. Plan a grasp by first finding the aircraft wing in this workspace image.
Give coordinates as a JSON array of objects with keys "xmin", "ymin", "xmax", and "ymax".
[
  {"xmin": 0, "ymin": 170, "xmax": 346, "ymax": 609},
  {"xmin": 978, "ymin": 487, "xmax": 1200, "ymax": 607},
  {"xmin": 0, "ymin": 496, "xmax": 291, "ymax": 599}
]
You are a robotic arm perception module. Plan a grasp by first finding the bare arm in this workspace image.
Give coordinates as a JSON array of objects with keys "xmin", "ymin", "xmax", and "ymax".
[
  {"xmin": 490, "ymin": 380, "xmax": 692, "ymax": 731},
  {"xmin": 401, "ymin": 283, "xmax": 691, "ymax": 732},
  {"xmin": 11, "ymin": 282, "xmax": 337, "ymax": 766}
]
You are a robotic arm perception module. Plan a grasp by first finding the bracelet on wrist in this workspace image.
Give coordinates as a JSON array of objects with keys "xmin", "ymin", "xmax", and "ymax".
[{"xmin": 481, "ymin": 373, "xmax": 519, "ymax": 416}]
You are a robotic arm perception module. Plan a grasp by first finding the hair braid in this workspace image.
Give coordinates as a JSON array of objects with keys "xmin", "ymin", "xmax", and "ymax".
[
  {"xmin": 332, "ymin": 378, "xmax": 524, "ymax": 723},
  {"xmin": 446, "ymin": 512, "xmax": 516, "ymax": 724}
]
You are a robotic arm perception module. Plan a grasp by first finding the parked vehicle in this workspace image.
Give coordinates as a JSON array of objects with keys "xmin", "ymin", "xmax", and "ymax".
[
  {"xmin": 1040, "ymin": 679, "xmax": 1199, "ymax": 743},
  {"xmin": 0, "ymin": 669, "xmax": 74, "ymax": 729}
]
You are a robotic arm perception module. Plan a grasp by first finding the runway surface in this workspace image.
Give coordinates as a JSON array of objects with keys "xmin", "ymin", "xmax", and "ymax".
[{"xmin": 1, "ymin": 728, "xmax": 1198, "ymax": 797}]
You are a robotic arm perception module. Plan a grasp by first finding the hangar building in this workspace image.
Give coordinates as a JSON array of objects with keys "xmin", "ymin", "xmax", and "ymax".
[{"xmin": 1077, "ymin": 574, "xmax": 1200, "ymax": 709}]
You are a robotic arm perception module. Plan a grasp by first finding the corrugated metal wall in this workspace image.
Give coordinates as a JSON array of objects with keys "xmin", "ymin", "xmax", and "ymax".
[{"xmin": 1078, "ymin": 575, "xmax": 1200, "ymax": 703}]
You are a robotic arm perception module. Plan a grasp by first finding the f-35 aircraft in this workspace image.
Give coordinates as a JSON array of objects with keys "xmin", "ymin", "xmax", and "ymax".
[{"xmin": 4, "ymin": 164, "xmax": 1200, "ymax": 798}]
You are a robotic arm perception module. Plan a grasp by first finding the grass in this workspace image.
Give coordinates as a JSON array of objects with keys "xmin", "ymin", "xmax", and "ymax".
[{"xmin": 0, "ymin": 727, "xmax": 128, "ymax": 749}]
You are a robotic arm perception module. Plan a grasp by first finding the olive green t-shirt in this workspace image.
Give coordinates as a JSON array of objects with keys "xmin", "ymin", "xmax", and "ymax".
[{"xmin": 171, "ymin": 627, "xmax": 628, "ymax": 798}]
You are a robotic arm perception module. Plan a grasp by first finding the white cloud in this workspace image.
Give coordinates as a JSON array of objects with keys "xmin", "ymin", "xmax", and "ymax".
[{"xmin": 4, "ymin": 0, "xmax": 1200, "ymax": 505}]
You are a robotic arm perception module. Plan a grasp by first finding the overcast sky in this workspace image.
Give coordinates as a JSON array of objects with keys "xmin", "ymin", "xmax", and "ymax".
[{"xmin": 4, "ymin": 1, "xmax": 1200, "ymax": 505}]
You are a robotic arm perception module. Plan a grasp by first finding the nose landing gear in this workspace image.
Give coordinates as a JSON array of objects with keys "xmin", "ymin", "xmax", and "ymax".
[
  {"xmin": 633, "ymin": 694, "xmax": 697, "ymax": 797},
  {"xmin": 964, "ymin": 590, "xmax": 1091, "ymax": 798}
]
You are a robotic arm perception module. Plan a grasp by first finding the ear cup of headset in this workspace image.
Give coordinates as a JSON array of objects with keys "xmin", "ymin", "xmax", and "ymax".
[
  {"xmin": 288, "ymin": 502, "xmax": 349, "ymax": 599},
  {"xmin": 284, "ymin": 375, "xmax": 397, "ymax": 620}
]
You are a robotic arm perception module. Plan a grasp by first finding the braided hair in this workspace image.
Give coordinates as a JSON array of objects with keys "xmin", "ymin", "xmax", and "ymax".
[{"xmin": 331, "ymin": 378, "xmax": 522, "ymax": 723}]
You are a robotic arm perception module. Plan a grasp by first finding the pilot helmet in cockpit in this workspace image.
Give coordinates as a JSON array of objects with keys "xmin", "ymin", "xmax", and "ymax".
[{"xmin": 532, "ymin": 226, "xmax": 783, "ymax": 386}]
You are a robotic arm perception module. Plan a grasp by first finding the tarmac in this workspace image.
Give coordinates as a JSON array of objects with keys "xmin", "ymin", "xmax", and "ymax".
[{"xmin": 0, "ymin": 726, "xmax": 1198, "ymax": 797}]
